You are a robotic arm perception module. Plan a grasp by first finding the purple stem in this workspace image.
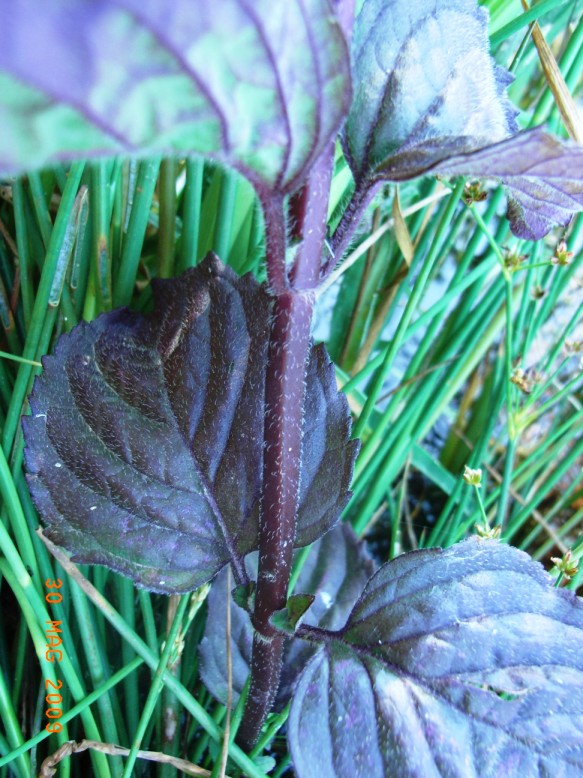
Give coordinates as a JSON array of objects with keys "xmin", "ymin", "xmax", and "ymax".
[
  {"xmin": 332, "ymin": 0, "xmax": 356, "ymax": 40},
  {"xmin": 259, "ymin": 192, "xmax": 289, "ymax": 294},
  {"xmin": 238, "ymin": 288, "xmax": 313, "ymax": 749},
  {"xmin": 291, "ymin": 141, "xmax": 335, "ymax": 289},
  {"xmin": 239, "ymin": 155, "xmax": 334, "ymax": 746},
  {"xmin": 239, "ymin": 0, "xmax": 356, "ymax": 748},
  {"xmin": 237, "ymin": 192, "xmax": 315, "ymax": 746},
  {"xmin": 322, "ymin": 179, "xmax": 380, "ymax": 278}
]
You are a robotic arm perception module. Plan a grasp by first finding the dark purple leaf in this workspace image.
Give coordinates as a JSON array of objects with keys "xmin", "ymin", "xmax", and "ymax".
[
  {"xmin": 0, "ymin": 0, "xmax": 350, "ymax": 192},
  {"xmin": 289, "ymin": 538, "xmax": 583, "ymax": 777},
  {"xmin": 199, "ymin": 523, "xmax": 374, "ymax": 708},
  {"xmin": 23, "ymin": 256, "xmax": 358, "ymax": 593},
  {"xmin": 433, "ymin": 128, "xmax": 583, "ymax": 240},
  {"xmin": 342, "ymin": 0, "xmax": 516, "ymax": 183}
]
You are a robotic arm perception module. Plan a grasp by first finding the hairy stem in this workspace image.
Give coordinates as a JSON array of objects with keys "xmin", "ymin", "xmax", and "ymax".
[
  {"xmin": 238, "ymin": 288, "xmax": 313, "ymax": 749},
  {"xmin": 238, "ymin": 0, "xmax": 353, "ymax": 724},
  {"xmin": 291, "ymin": 142, "xmax": 335, "ymax": 289},
  {"xmin": 260, "ymin": 192, "xmax": 288, "ymax": 294},
  {"xmin": 323, "ymin": 179, "xmax": 380, "ymax": 277},
  {"xmin": 238, "ymin": 156, "xmax": 333, "ymax": 745}
]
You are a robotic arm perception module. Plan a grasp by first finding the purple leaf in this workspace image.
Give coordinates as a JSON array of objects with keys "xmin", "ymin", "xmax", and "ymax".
[
  {"xmin": 289, "ymin": 538, "xmax": 583, "ymax": 777},
  {"xmin": 23, "ymin": 256, "xmax": 358, "ymax": 593},
  {"xmin": 433, "ymin": 128, "xmax": 583, "ymax": 240},
  {"xmin": 199, "ymin": 523, "xmax": 373, "ymax": 708},
  {"xmin": 342, "ymin": 0, "xmax": 516, "ymax": 184},
  {"xmin": 0, "ymin": 0, "xmax": 350, "ymax": 192}
]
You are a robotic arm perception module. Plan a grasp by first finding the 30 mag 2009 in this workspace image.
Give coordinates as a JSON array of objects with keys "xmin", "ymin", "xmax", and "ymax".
[{"xmin": 44, "ymin": 577, "xmax": 65, "ymax": 733}]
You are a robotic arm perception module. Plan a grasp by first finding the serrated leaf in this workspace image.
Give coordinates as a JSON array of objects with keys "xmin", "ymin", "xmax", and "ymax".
[
  {"xmin": 0, "ymin": 0, "xmax": 350, "ymax": 192},
  {"xmin": 433, "ymin": 128, "xmax": 583, "ymax": 240},
  {"xmin": 199, "ymin": 523, "xmax": 374, "ymax": 708},
  {"xmin": 342, "ymin": 0, "xmax": 516, "ymax": 184},
  {"xmin": 23, "ymin": 255, "xmax": 358, "ymax": 593},
  {"xmin": 289, "ymin": 538, "xmax": 583, "ymax": 777},
  {"xmin": 339, "ymin": 0, "xmax": 583, "ymax": 239}
]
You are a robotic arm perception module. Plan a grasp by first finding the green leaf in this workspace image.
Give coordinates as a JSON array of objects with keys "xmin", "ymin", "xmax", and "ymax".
[
  {"xmin": 0, "ymin": 0, "xmax": 351, "ymax": 192},
  {"xmin": 270, "ymin": 594, "xmax": 316, "ymax": 634},
  {"xmin": 342, "ymin": 0, "xmax": 516, "ymax": 183}
]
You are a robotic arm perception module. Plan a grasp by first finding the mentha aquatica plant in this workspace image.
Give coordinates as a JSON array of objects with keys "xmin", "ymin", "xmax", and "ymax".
[{"xmin": 0, "ymin": 0, "xmax": 582, "ymax": 775}]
